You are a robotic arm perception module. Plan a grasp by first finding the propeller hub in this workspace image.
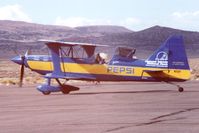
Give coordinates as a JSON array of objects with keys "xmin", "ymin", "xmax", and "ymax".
[{"xmin": 11, "ymin": 56, "xmax": 24, "ymax": 65}]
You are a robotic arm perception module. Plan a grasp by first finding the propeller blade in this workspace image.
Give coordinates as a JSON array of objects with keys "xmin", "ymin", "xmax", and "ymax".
[
  {"xmin": 19, "ymin": 56, "xmax": 25, "ymax": 87},
  {"xmin": 19, "ymin": 64, "xmax": 24, "ymax": 87},
  {"xmin": 25, "ymin": 49, "xmax": 31, "ymax": 56}
]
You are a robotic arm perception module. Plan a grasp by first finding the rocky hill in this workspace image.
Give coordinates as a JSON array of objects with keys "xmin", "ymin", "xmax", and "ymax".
[{"xmin": 0, "ymin": 20, "xmax": 199, "ymax": 58}]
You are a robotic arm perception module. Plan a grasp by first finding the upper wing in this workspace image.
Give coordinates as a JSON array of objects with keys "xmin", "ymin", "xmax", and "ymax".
[{"xmin": 38, "ymin": 39, "xmax": 108, "ymax": 47}]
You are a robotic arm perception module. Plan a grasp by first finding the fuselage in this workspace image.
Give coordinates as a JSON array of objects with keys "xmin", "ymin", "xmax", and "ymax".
[{"xmin": 12, "ymin": 54, "xmax": 191, "ymax": 82}]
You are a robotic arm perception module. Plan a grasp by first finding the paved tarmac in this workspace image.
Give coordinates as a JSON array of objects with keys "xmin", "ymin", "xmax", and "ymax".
[{"xmin": 0, "ymin": 81, "xmax": 199, "ymax": 133}]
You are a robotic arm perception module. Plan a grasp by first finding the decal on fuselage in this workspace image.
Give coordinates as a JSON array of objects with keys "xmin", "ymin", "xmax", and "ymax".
[
  {"xmin": 145, "ymin": 51, "xmax": 168, "ymax": 68},
  {"xmin": 107, "ymin": 66, "xmax": 134, "ymax": 74}
]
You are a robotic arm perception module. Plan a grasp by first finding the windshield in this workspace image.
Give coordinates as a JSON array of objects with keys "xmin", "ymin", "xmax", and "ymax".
[{"xmin": 114, "ymin": 47, "xmax": 136, "ymax": 58}]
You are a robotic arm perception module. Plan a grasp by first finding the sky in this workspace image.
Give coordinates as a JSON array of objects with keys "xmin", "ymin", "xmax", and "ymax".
[{"xmin": 0, "ymin": 0, "xmax": 199, "ymax": 31}]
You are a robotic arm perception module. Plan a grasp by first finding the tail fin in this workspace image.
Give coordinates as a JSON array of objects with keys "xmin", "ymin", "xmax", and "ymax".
[{"xmin": 145, "ymin": 35, "xmax": 190, "ymax": 70}]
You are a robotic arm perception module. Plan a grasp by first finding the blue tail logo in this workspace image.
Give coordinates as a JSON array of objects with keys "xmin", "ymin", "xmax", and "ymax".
[
  {"xmin": 145, "ymin": 51, "xmax": 168, "ymax": 67},
  {"xmin": 155, "ymin": 51, "xmax": 168, "ymax": 61}
]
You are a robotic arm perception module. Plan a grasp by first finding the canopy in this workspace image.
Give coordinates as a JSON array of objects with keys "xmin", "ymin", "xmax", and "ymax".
[{"xmin": 114, "ymin": 47, "xmax": 136, "ymax": 58}]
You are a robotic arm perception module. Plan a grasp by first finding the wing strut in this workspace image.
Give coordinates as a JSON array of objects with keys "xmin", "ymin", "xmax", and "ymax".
[{"xmin": 47, "ymin": 43, "xmax": 64, "ymax": 77}]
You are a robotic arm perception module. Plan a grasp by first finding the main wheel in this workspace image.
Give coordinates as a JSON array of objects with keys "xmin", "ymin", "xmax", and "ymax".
[
  {"xmin": 61, "ymin": 85, "xmax": 79, "ymax": 94},
  {"xmin": 178, "ymin": 87, "xmax": 184, "ymax": 92},
  {"xmin": 61, "ymin": 89, "xmax": 70, "ymax": 94},
  {"xmin": 42, "ymin": 91, "xmax": 51, "ymax": 95}
]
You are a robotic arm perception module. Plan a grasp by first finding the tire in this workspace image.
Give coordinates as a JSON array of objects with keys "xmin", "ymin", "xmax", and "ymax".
[
  {"xmin": 178, "ymin": 87, "xmax": 184, "ymax": 92},
  {"xmin": 61, "ymin": 90, "xmax": 70, "ymax": 94},
  {"xmin": 42, "ymin": 91, "xmax": 51, "ymax": 95},
  {"xmin": 61, "ymin": 85, "xmax": 79, "ymax": 94}
]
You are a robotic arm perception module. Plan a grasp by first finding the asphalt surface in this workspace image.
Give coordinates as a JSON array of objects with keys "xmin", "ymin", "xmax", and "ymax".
[{"xmin": 0, "ymin": 81, "xmax": 199, "ymax": 133}]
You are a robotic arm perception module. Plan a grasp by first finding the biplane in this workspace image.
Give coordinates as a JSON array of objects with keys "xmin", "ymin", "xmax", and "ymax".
[{"xmin": 11, "ymin": 35, "xmax": 191, "ymax": 95}]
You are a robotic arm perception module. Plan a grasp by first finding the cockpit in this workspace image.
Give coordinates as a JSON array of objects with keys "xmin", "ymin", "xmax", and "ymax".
[
  {"xmin": 114, "ymin": 47, "xmax": 136, "ymax": 59},
  {"xmin": 109, "ymin": 46, "xmax": 137, "ymax": 65}
]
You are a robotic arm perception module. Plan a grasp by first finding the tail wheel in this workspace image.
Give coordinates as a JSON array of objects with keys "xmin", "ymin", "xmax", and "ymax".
[{"xmin": 178, "ymin": 87, "xmax": 184, "ymax": 92}]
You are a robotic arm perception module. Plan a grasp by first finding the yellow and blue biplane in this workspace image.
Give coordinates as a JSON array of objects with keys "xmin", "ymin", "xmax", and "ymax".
[{"xmin": 11, "ymin": 35, "xmax": 191, "ymax": 95}]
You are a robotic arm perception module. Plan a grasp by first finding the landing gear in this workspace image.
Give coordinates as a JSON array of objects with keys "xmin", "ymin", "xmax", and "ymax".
[
  {"xmin": 55, "ymin": 79, "xmax": 80, "ymax": 94},
  {"xmin": 37, "ymin": 78, "xmax": 80, "ymax": 95},
  {"xmin": 165, "ymin": 81, "xmax": 184, "ymax": 92},
  {"xmin": 61, "ymin": 90, "xmax": 70, "ymax": 94},
  {"xmin": 61, "ymin": 84, "xmax": 80, "ymax": 94},
  {"xmin": 178, "ymin": 87, "xmax": 184, "ymax": 92}
]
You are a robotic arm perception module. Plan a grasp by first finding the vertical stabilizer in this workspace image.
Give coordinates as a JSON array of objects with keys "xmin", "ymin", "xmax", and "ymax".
[{"xmin": 145, "ymin": 35, "xmax": 190, "ymax": 70}]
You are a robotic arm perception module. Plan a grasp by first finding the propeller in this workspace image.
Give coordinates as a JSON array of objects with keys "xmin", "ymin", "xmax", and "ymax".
[
  {"xmin": 19, "ymin": 55, "xmax": 25, "ymax": 87},
  {"xmin": 12, "ymin": 47, "xmax": 32, "ymax": 87}
]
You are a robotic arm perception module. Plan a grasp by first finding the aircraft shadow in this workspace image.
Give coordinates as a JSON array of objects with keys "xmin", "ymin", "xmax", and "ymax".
[{"xmin": 70, "ymin": 90, "xmax": 174, "ymax": 96}]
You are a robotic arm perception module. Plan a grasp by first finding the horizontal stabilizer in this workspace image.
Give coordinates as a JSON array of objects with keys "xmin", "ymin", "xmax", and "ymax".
[
  {"xmin": 143, "ymin": 70, "xmax": 164, "ymax": 73},
  {"xmin": 143, "ymin": 70, "xmax": 180, "ymax": 80}
]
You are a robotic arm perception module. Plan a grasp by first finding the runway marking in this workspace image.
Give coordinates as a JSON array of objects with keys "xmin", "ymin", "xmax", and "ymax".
[
  {"xmin": 136, "ymin": 117, "xmax": 185, "ymax": 126},
  {"xmin": 151, "ymin": 107, "xmax": 199, "ymax": 120},
  {"xmin": 105, "ymin": 108, "xmax": 199, "ymax": 132}
]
